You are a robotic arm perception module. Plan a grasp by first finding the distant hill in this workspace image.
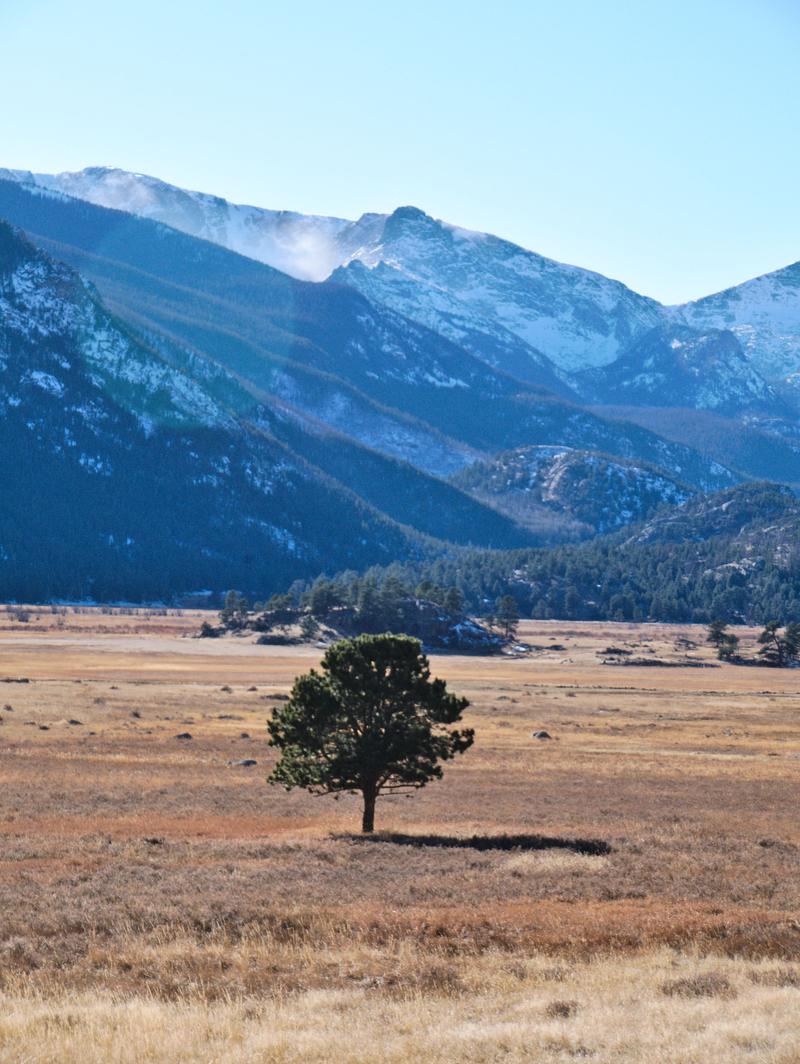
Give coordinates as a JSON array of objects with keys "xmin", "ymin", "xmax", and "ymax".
[
  {"xmin": 300, "ymin": 484, "xmax": 800, "ymax": 625},
  {"xmin": 451, "ymin": 446, "xmax": 692, "ymax": 538},
  {"xmin": 592, "ymin": 405, "xmax": 800, "ymax": 488}
]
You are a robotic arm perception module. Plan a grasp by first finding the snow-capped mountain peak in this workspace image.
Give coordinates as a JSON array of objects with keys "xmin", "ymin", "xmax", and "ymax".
[
  {"xmin": 5, "ymin": 166, "xmax": 800, "ymax": 405},
  {"xmin": 679, "ymin": 261, "xmax": 800, "ymax": 383},
  {"xmin": 334, "ymin": 205, "xmax": 665, "ymax": 375},
  {"xmin": 7, "ymin": 168, "xmax": 663, "ymax": 381},
  {"xmin": 23, "ymin": 166, "xmax": 363, "ymax": 281}
]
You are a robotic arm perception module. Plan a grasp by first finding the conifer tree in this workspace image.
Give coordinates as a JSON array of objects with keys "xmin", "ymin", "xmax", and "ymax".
[{"xmin": 268, "ymin": 634, "xmax": 473, "ymax": 832}]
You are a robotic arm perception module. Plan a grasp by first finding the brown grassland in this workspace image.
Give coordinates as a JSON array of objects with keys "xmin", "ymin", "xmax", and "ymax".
[{"xmin": 0, "ymin": 608, "xmax": 798, "ymax": 1062}]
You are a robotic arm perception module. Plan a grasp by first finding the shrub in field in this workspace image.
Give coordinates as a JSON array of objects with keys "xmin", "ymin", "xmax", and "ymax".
[
  {"xmin": 706, "ymin": 619, "xmax": 739, "ymax": 661},
  {"xmin": 661, "ymin": 972, "xmax": 735, "ymax": 998},
  {"xmin": 545, "ymin": 1000, "xmax": 580, "ymax": 1019}
]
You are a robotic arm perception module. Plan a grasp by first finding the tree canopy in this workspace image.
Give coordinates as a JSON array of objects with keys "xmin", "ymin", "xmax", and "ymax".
[
  {"xmin": 267, "ymin": 633, "xmax": 473, "ymax": 832},
  {"xmin": 706, "ymin": 619, "xmax": 739, "ymax": 661},
  {"xmin": 757, "ymin": 621, "xmax": 800, "ymax": 667}
]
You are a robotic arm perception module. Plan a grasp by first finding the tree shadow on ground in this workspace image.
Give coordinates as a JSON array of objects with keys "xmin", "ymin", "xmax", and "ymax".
[{"xmin": 342, "ymin": 832, "xmax": 611, "ymax": 856}]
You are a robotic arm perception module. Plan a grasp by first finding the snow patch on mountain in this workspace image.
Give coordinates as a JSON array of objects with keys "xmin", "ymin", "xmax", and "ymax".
[
  {"xmin": 13, "ymin": 169, "xmax": 662, "ymax": 380},
  {"xmin": 0, "ymin": 234, "xmax": 228, "ymax": 431},
  {"xmin": 678, "ymin": 262, "xmax": 800, "ymax": 383},
  {"xmin": 576, "ymin": 324, "xmax": 779, "ymax": 415}
]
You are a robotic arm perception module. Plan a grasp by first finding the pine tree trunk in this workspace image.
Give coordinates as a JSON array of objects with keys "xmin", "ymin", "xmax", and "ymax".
[{"xmin": 361, "ymin": 788, "xmax": 377, "ymax": 833}]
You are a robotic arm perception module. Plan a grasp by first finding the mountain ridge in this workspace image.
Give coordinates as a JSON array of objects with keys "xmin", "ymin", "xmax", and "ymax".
[
  {"xmin": 1, "ymin": 167, "xmax": 798, "ymax": 606},
  {"xmin": 10, "ymin": 166, "xmax": 799, "ymax": 414},
  {"xmin": 0, "ymin": 176, "xmax": 736, "ymax": 496},
  {"xmin": 0, "ymin": 219, "xmax": 567, "ymax": 600}
]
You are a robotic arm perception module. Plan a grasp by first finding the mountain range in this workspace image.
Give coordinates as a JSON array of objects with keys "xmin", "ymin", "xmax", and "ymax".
[
  {"xmin": 8, "ymin": 168, "xmax": 800, "ymax": 394},
  {"xmin": 0, "ymin": 165, "xmax": 798, "ymax": 602}
]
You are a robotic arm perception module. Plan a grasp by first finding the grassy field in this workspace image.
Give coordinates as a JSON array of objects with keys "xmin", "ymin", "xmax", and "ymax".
[{"xmin": 0, "ymin": 608, "xmax": 798, "ymax": 1062}]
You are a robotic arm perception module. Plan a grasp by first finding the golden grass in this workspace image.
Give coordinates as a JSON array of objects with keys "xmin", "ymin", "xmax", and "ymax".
[
  {"xmin": 2, "ymin": 950, "xmax": 799, "ymax": 1063},
  {"xmin": 0, "ymin": 612, "xmax": 799, "ymax": 1060}
]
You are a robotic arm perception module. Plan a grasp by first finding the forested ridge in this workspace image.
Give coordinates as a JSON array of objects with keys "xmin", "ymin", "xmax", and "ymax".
[{"xmin": 282, "ymin": 484, "xmax": 800, "ymax": 625}]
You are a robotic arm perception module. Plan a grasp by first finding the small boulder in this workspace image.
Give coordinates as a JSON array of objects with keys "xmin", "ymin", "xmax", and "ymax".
[
  {"xmin": 175, "ymin": 732, "xmax": 193, "ymax": 740},
  {"xmin": 239, "ymin": 732, "xmax": 251, "ymax": 739},
  {"xmin": 532, "ymin": 730, "xmax": 552, "ymax": 740}
]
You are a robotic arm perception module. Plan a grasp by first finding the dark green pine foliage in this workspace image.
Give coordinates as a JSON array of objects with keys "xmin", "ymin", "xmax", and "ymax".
[
  {"xmin": 494, "ymin": 595, "xmax": 520, "ymax": 640},
  {"xmin": 757, "ymin": 621, "xmax": 800, "ymax": 667},
  {"xmin": 706, "ymin": 619, "xmax": 739, "ymax": 661},
  {"xmin": 267, "ymin": 634, "xmax": 473, "ymax": 832},
  {"xmin": 282, "ymin": 485, "xmax": 800, "ymax": 626}
]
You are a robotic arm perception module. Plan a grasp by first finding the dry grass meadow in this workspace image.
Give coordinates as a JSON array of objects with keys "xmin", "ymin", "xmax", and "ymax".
[{"xmin": 0, "ymin": 607, "xmax": 798, "ymax": 1062}]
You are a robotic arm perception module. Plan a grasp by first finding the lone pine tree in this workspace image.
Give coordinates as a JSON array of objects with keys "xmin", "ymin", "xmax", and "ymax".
[
  {"xmin": 706, "ymin": 619, "xmax": 739, "ymax": 661},
  {"xmin": 494, "ymin": 595, "xmax": 520, "ymax": 641},
  {"xmin": 267, "ymin": 633, "xmax": 473, "ymax": 832}
]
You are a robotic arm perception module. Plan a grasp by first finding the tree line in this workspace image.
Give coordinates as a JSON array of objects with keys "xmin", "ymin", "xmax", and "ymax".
[
  {"xmin": 205, "ymin": 583, "xmax": 522, "ymax": 650},
  {"xmin": 707, "ymin": 619, "xmax": 800, "ymax": 667}
]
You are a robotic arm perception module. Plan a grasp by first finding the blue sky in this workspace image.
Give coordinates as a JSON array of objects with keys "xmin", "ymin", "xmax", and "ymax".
[{"xmin": 2, "ymin": 0, "xmax": 798, "ymax": 302}]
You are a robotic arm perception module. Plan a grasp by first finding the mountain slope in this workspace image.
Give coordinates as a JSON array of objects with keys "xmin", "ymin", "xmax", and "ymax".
[
  {"xmin": 331, "ymin": 205, "xmax": 664, "ymax": 376},
  {"xmin": 0, "ymin": 220, "xmax": 465, "ymax": 600},
  {"xmin": 592, "ymin": 405, "xmax": 800, "ymax": 488},
  {"xmin": 576, "ymin": 324, "xmax": 780, "ymax": 415},
  {"xmin": 0, "ymin": 177, "xmax": 736, "ymax": 495},
  {"xmin": 311, "ymin": 484, "xmax": 800, "ymax": 625},
  {"xmin": 246, "ymin": 400, "xmax": 539, "ymax": 549},
  {"xmin": 625, "ymin": 480, "xmax": 799, "ymax": 548},
  {"xmin": 680, "ymin": 262, "xmax": 800, "ymax": 383},
  {"xmin": 452, "ymin": 446, "xmax": 692, "ymax": 537}
]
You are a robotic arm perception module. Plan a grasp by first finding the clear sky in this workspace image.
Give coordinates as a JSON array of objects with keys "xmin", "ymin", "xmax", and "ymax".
[{"xmin": 2, "ymin": 0, "xmax": 798, "ymax": 303}]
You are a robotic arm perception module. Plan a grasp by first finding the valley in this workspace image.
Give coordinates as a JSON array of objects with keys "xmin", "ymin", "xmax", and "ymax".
[
  {"xmin": 0, "ymin": 611, "xmax": 798, "ymax": 1061},
  {"xmin": 5, "ymin": 6, "xmax": 799, "ymax": 1063}
]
